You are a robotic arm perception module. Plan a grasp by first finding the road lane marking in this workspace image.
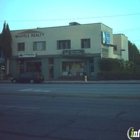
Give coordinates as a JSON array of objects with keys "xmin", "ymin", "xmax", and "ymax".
[
  {"xmin": 34, "ymin": 90, "xmax": 42, "ymax": 92},
  {"xmin": 19, "ymin": 89, "xmax": 51, "ymax": 93},
  {"xmin": 19, "ymin": 89, "xmax": 32, "ymax": 91}
]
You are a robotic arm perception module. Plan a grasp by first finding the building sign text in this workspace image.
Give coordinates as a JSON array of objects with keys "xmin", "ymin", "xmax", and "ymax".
[
  {"xmin": 18, "ymin": 53, "xmax": 36, "ymax": 58},
  {"xmin": 63, "ymin": 50, "xmax": 84, "ymax": 56},
  {"xmin": 15, "ymin": 30, "xmax": 44, "ymax": 38},
  {"xmin": 15, "ymin": 33, "xmax": 44, "ymax": 38}
]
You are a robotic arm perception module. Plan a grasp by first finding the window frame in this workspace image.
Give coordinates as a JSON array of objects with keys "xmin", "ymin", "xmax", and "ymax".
[
  {"xmin": 81, "ymin": 39, "xmax": 90, "ymax": 48},
  {"xmin": 33, "ymin": 41, "xmax": 46, "ymax": 51},
  {"xmin": 17, "ymin": 42, "xmax": 25, "ymax": 51},
  {"xmin": 57, "ymin": 40, "xmax": 71, "ymax": 50}
]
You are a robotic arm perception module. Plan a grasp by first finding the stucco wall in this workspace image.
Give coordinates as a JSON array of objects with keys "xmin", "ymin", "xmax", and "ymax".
[
  {"xmin": 11, "ymin": 23, "xmax": 106, "ymax": 57},
  {"xmin": 113, "ymin": 34, "xmax": 128, "ymax": 60}
]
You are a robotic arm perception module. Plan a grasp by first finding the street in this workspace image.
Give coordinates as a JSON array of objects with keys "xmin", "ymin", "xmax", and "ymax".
[
  {"xmin": 0, "ymin": 83, "xmax": 140, "ymax": 140},
  {"xmin": 0, "ymin": 83, "xmax": 140, "ymax": 98}
]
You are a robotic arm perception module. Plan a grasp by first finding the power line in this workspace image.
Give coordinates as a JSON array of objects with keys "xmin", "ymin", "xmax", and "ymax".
[
  {"xmin": 0, "ymin": 13, "xmax": 140, "ymax": 22},
  {"xmin": 133, "ymin": 40, "xmax": 140, "ymax": 42},
  {"xmin": 114, "ymin": 27, "xmax": 140, "ymax": 33}
]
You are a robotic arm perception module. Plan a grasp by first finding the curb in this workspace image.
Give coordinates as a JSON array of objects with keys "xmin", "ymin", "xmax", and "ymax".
[
  {"xmin": 44, "ymin": 81, "xmax": 140, "ymax": 84},
  {"xmin": 0, "ymin": 80, "xmax": 140, "ymax": 84},
  {"xmin": 1, "ymin": 92, "xmax": 140, "ymax": 100}
]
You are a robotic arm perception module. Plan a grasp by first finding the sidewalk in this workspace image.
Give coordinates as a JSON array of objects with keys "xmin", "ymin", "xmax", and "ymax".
[
  {"xmin": 0, "ymin": 79, "xmax": 140, "ymax": 84},
  {"xmin": 45, "ymin": 80, "xmax": 140, "ymax": 84}
]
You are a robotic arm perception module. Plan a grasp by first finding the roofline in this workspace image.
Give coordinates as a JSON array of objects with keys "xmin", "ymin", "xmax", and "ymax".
[
  {"xmin": 10, "ymin": 22, "xmax": 113, "ymax": 32},
  {"xmin": 113, "ymin": 33, "xmax": 128, "ymax": 38}
]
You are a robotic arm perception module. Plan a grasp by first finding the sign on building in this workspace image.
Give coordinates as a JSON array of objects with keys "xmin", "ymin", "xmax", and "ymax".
[
  {"xmin": 102, "ymin": 53, "xmax": 108, "ymax": 58},
  {"xmin": 18, "ymin": 53, "xmax": 36, "ymax": 58},
  {"xmin": 63, "ymin": 50, "xmax": 84, "ymax": 56},
  {"xmin": 102, "ymin": 31, "xmax": 110, "ymax": 45},
  {"xmin": 15, "ymin": 30, "xmax": 44, "ymax": 38}
]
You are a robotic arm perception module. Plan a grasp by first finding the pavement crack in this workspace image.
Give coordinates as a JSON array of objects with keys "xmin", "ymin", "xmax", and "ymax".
[
  {"xmin": 44, "ymin": 117, "xmax": 79, "ymax": 137},
  {"xmin": 116, "ymin": 111, "xmax": 127, "ymax": 119}
]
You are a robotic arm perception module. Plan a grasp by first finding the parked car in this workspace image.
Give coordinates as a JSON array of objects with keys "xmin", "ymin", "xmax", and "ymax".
[{"xmin": 11, "ymin": 72, "xmax": 44, "ymax": 83}]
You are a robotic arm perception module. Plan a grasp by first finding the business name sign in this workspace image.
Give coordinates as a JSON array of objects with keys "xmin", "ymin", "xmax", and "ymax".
[
  {"xmin": 15, "ymin": 30, "xmax": 44, "ymax": 38},
  {"xmin": 127, "ymin": 127, "xmax": 140, "ymax": 140},
  {"xmin": 102, "ymin": 52, "xmax": 108, "ymax": 58},
  {"xmin": 63, "ymin": 50, "xmax": 84, "ymax": 56},
  {"xmin": 18, "ymin": 53, "xmax": 36, "ymax": 58},
  {"xmin": 102, "ymin": 31, "xmax": 110, "ymax": 45}
]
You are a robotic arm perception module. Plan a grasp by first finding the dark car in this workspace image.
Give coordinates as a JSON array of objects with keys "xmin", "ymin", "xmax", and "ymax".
[{"xmin": 11, "ymin": 72, "xmax": 44, "ymax": 84}]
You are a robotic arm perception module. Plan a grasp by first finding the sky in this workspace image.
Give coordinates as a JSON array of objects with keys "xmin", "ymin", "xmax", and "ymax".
[{"xmin": 0, "ymin": 0, "xmax": 140, "ymax": 49}]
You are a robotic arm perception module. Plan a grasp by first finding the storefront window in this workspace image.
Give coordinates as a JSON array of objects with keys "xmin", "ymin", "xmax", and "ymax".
[
  {"xmin": 62, "ymin": 61, "xmax": 86, "ymax": 76},
  {"xmin": 26, "ymin": 62, "xmax": 42, "ymax": 73}
]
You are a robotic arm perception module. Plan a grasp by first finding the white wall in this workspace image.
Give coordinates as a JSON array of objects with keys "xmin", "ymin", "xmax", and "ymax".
[
  {"xmin": 100, "ymin": 24, "xmax": 113, "ymax": 58},
  {"xmin": 113, "ymin": 34, "xmax": 128, "ymax": 60},
  {"xmin": 11, "ymin": 23, "xmax": 106, "ymax": 57}
]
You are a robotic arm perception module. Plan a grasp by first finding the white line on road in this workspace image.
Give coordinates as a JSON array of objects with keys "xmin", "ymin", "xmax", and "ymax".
[
  {"xmin": 19, "ymin": 89, "xmax": 32, "ymax": 91},
  {"xmin": 34, "ymin": 90, "xmax": 42, "ymax": 92},
  {"xmin": 19, "ymin": 89, "xmax": 51, "ymax": 93}
]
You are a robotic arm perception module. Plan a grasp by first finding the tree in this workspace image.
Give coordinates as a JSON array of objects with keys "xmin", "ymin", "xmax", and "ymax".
[
  {"xmin": 99, "ymin": 58, "xmax": 134, "ymax": 72},
  {"xmin": 0, "ymin": 33, "xmax": 1, "ymax": 51},
  {"xmin": 128, "ymin": 40, "xmax": 139, "ymax": 64},
  {"xmin": 1, "ymin": 22, "xmax": 12, "ymax": 58},
  {"xmin": 99, "ymin": 58, "xmax": 122, "ymax": 71},
  {"xmin": 1, "ymin": 21, "xmax": 12, "ymax": 74},
  {"xmin": 0, "ymin": 33, "xmax": 2, "ymax": 57}
]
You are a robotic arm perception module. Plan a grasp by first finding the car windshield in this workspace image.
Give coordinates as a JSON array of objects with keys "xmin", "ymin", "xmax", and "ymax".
[{"xmin": 20, "ymin": 72, "xmax": 34, "ymax": 77}]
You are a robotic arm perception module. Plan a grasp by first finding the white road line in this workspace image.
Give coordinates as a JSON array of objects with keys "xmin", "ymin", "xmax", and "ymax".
[
  {"xmin": 19, "ymin": 89, "xmax": 51, "ymax": 93},
  {"xmin": 19, "ymin": 89, "xmax": 32, "ymax": 91},
  {"xmin": 34, "ymin": 90, "xmax": 42, "ymax": 92}
]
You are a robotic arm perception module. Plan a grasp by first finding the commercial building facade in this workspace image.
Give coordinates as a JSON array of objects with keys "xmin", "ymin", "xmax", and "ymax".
[{"xmin": 9, "ymin": 22, "xmax": 128, "ymax": 80}]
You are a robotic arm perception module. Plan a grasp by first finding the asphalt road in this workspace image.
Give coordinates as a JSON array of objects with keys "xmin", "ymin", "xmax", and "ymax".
[
  {"xmin": 0, "ymin": 83, "xmax": 140, "ymax": 140},
  {"xmin": 0, "ymin": 83, "xmax": 140, "ymax": 98}
]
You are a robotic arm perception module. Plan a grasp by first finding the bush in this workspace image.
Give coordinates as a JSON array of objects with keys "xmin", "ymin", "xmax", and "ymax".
[
  {"xmin": 99, "ymin": 58, "xmax": 122, "ymax": 71},
  {"xmin": 98, "ymin": 58, "xmax": 140, "ymax": 80},
  {"xmin": 134, "ymin": 72, "xmax": 140, "ymax": 80},
  {"xmin": 99, "ymin": 58, "xmax": 134, "ymax": 72},
  {"xmin": 97, "ymin": 71, "xmax": 134, "ymax": 80}
]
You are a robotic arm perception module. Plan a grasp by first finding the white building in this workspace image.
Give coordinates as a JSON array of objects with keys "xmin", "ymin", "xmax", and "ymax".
[{"xmin": 9, "ymin": 22, "xmax": 128, "ymax": 80}]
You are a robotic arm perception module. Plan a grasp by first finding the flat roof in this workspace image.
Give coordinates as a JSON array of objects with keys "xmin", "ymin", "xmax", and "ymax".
[
  {"xmin": 11, "ymin": 22, "xmax": 113, "ymax": 32},
  {"xmin": 113, "ymin": 33, "xmax": 128, "ymax": 38}
]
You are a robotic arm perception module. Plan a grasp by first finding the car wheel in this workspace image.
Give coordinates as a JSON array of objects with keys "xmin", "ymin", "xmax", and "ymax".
[
  {"xmin": 30, "ymin": 79, "xmax": 34, "ymax": 84},
  {"xmin": 13, "ymin": 79, "xmax": 17, "ymax": 83}
]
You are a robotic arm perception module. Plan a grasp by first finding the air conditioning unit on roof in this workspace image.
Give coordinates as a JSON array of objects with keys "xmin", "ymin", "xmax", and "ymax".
[{"xmin": 69, "ymin": 22, "xmax": 81, "ymax": 26}]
